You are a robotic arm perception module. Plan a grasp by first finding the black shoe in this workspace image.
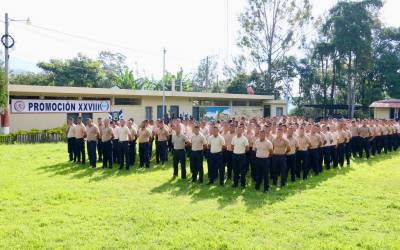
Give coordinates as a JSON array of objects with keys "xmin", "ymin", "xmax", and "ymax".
[
  {"xmin": 232, "ymin": 184, "xmax": 238, "ymax": 188},
  {"xmin": 264, "ymin": 189, "xmax": 269, "ymax": 193},
  {"xmin": 108, "ymin": 166, "xmax": 112, "ymax": 169},
  {"xmin": 126, "ymin": 167, "xmax": 130, "ymax": 171},
  {"xmin": 207, "ymin": 181, "xmax": 213, "ymax": 185},
  {"xmin": 119, "ymin": 167, "xmax": 123, "ymax": 170},
  {"xmin": 101, "ymin": 166, "xmax": 105, "ymax": 169}
]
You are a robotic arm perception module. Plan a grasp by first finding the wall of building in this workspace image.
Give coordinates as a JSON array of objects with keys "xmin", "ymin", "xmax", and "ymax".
[
  {"xmin": 270, "ymin": 104, "xmax": 287, "ymax": 117},
  {"xmin": 10, "ymin": 113, "xmax": 66, "ymax": 131},
  {"xmin": 373, "ymin": 108, "xmax": 390, "ymax": 119},
  {"xmin": 231, "ymin": 106, "xmax": 263, "ymax": 118}
]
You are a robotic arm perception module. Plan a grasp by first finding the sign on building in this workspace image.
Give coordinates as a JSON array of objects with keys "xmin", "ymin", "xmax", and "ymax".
[{"xmin": 11, "ymin": 99, "xmax": 111, "ymax": 113}]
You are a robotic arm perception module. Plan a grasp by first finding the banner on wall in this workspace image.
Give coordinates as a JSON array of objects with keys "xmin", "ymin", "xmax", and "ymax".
[
  {"xmin": 199, "ymin": 106, "xmax": 231, "ymax": 121},
  {"xmin": 109, "ymin": 110, "xmax": 123, "ymax": 121},
  {"xmin": 11, "ymin": 99, "xmax": 111, "ymax": 113}
]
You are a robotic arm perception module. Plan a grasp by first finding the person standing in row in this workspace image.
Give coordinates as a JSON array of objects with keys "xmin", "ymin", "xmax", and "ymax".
[
  {"xmin": 222, "ymin": 124, "xmax": 234, "ymax": 180},
  {"xmin": 272, "ymin": 127, "xmax": 290, "ymax": 187},
  {"xmin": 171, "ymin": 125, "xmax": 188, "ymax": 179},
  {"xmin": 358, "ymin": 120, "xmax": 371, "ymax": 159},
  {"xmin": 308, "ymin": 126, "xmax": 321, "ymax": 175},
  {"xmin": 296, "ymin": 126, "xmax": 310, "ymax": 179},
  {"xmin": 286, "ymin": 126, "xmax": 297, "ymax": 182},
  {"xmin": 138, "ymin": 121, "xmax": 151, "ymax": 168},
  {"xmin": 66, "ymin": 118, "xmax": 76, "ymax": 162},
  {"xmin": 156, "ymin": 120, "xmax": 170, "ymax": 166},
  {"xmin": 101, "ymin": 119, "xmax": 114, "ymax": 169},
  {"xmin": 207, "ymin": 126, "xmax": 225, "ymax": 186},
  {"xmin": 74, "ymin": 117, "xmax": 87, "ymax": 164},
  {"xmin": 97, "ymin": 118, "xmax": 104, "ymax": 162},
  {"xmin": 111, "ymin": 121, "xmax": 120, "ymax": 165},
  {"xmin": 86, "ymin": 118, "xmax": 100, "ymax": 169},
  {"xmin": 231, "ymin": 127, "xmax": 249, "ymax": 188},
  {"xmin": 350, "ymin": 121, "xmax": 360, "ymax": 158},
  {"xmin": 253, "ymin": 129, "xmax": 273, "ymax": 192},
  {"xmin": 117, "ymin": 119, "xmax": 131, "ymax": 170},
  {"xmin": 127, "ymin": 118, "xmax": 137, "ymax": 167},
  {"xmin": 190, "ymin": 125, "xmax": 207, "ymax": 183}
]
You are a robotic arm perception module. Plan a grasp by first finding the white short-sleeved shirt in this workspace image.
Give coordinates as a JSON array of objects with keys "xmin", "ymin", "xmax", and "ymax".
[
  {"xmin": 208, "ymin": 135, "xmax": 225, "ymax": 153},
  {"xmin": 253, "ymin": 139, "xmax": 273, "ymax": 158},
  {"xmin": 231, "ymin": 135, "xmax": 249, "ymax": 154},
  {"xmin": 117, "ymin": 126, "xmax": 130, "ymax": 142}
]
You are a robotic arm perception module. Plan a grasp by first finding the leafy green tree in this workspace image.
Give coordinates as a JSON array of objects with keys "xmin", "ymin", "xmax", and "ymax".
[
  {"xmin": 192, "ymin": 56, "xmax": 218, "ymax": 92},
  {"xmin": 238, "ymin": 0, "xmax": 311, "ymax": 97}
]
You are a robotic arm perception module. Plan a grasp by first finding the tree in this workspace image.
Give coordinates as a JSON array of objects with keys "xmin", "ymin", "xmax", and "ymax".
[
  {"xmin": 0, "ymin": 54, "xmax": 6, "ymax": 110},
  {"xmin": 192, "ymin": 56, "xmax": 218, "ymax": 92},
  {"xmin": 37, "ymin": 53, "xmax": 106, "ymax": 88},
  {"xmin": 98, "ymin": 51, "xmax": 128, "ymax": 87},
  {"xmin": 238, "ymin": 0, "xmax": 311, "ymax": 97}
]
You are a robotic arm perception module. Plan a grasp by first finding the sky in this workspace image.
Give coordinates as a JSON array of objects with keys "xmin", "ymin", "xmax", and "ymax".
[{"xmin": 2, "ymin": 0, "xmax": 400, "ymax": 81}]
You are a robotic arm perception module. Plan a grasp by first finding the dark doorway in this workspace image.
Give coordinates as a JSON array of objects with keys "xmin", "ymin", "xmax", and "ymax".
[
  {"xmin": 263, "ymin": 105, "xmax": 271, "ymax": 118},
  {"xmin": 157, "ymin": 105, "xmax": 167, "ymax": 119},
  {"xmin": 170, "ymin": 105, "xmax": 179, "ymax": 118},
  {"xmin": 192, "ymin": 107, "xmax": 200, "ymax": 121}
]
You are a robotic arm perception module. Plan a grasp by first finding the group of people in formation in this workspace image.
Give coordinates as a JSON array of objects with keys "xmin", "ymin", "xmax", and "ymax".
[{"xmin": 66, "ymin": 116, "xmax": 400, "ymax": 192}]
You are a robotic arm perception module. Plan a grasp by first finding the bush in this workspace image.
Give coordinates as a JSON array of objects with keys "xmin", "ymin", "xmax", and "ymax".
[{"xmin": 0, "ymin": 126, "xmax": 66, "ymax": 144}]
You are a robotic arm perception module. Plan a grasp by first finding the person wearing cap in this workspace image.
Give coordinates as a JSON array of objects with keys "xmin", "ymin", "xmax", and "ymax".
[
  {"xmin": 207, "ymin": 126, "xmax": 225, "ymax": 185},
  {"xmin": 189, "ymin": 125, "xmax": 207, "ymax": 183},
  {"xmin": 231, "ymin": 127, "xmax": 249, "ymax": 188},
  {"xmin": 86, "ymin": 118, "xmax": 100, "ymax": 169},
  {"xmin": 66, "ymin": 117, "xmax": 76, "ymax": 162},
  {"xmin": 101, "ymin": 119, "xmax": 114, "ymax": 169},
  {"xmin": 171, "ymin": 125, "xmax": 188, "ymax": 179},
  {"xmin": 74, "ymin": 117, "xmax": 87, "ymax": 164},
  {"xmin": 127, "ymin": 118, "xmax": 138, "ymax": 167},
  {"xmin": 271, "ymin": 127, "xmax": 290, "ymax": 187},
  {"xmin": 96, "ymin": 118, "xmax": 104, "ymax": 162},
  {"xmin": 253, "ymin": 129, "xmax": 273, "ymax": 192},
  {"xmin": 138, "ymin": 121, "xmax": 151, "ymax": 169}
]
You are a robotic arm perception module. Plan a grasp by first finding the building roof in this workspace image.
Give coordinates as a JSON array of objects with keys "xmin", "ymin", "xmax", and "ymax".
[
  {"xmin": 9, "ymin": 84, "xmax": 281, "ymax": 102},
  {"xmin": 369, "ymin": 99, "xmax": 400, "ymax": 108}
]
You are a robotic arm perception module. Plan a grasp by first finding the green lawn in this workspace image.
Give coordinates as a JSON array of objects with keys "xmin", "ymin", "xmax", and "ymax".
[{"xmin": 0, "ymin": 143, "xmax": 400, "ymax": 249}]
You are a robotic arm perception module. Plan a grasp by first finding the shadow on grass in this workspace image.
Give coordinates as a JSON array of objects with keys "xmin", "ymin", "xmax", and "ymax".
[{"xmin": 151, "ymin": 151, "xmax": 399, "ymax": 210}]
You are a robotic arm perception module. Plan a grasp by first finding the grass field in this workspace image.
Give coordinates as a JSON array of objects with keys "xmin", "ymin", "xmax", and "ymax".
[{"xmin": 1, "ymin": 143, "xmax": 400, "ymax": 249}]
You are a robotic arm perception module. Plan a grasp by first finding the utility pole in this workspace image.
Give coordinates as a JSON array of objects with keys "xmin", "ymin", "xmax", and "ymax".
[
  {"xmin": 162, "ymin": 48, "xmax": 166, "ymax": 120},
  {"xmin": 1, "ymin": 14, "xmax": 10, "ymax": 135},
  {"xmin": 205, "ymin": 56, "xmax": 209, "ymax": 91}
]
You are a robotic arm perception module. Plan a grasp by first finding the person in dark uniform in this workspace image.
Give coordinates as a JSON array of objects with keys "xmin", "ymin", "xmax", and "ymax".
[
  {"xmin": 96, "ymin": 118, "xmax": 104, "ymax": 162},
  {"xmin": 207, "ymin": 126, "xmax": 225, "ymax": 186},
  {"xmin": 222, "ymin": 124, "xmax": 234, "ymax": 180},
  {"xmin": 286, "ymin": 126, "xmax": 298, "ymax": 182},
  {"xmin": 171, "ymin": 125, "xmax": 188, "ymax": 179},
  {"xmin": 350, "ymin": 121, "xmax": 360, "ymax": 158},
  {"xmin": 337, "ymin": 124, "xmax": 347, "ymax": 167},
  {"xmin": 138, "ymin": 121, "xmax": 151, "ymax": 169},
  {"xmin": 101, "ymin": 119, "xmax": 114, "ymax": 169},
  {"xmin": 155, "ymin": 120, "xmax": 170, "ymax": 166},
  {"xmin": 74, "ymin": 117, "xmax": 87, "ymax": 164},
  {"xmin": 358, "ymin": 120, "xmax": 371, "ymax": 159},
  {"xmin": 271, "ymin": 127, "xmax": 290, "ymax": 187},
  {"xmin": 111, "ymin": 121, "xmax": 120, "ymax": 165},
  {"xmin": 66, "ymin": 118, "xmax": 76, "ymax": 162},
  {"xmin": 308, "ymin": 125, "xmax": 322, "ymax": 175}
]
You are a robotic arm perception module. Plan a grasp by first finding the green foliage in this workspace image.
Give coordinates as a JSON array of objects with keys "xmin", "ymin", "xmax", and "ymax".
[
  {"xmin": 0, "ymin": 126, "xmax": 66, "ymax": 144},
  {"xmin": 1, "ymin": 143, "xmax": 400, "ymax": 248}
]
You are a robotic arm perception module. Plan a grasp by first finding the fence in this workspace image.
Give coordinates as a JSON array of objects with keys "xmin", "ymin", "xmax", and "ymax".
[{"xmin": 0, "ymin": 132, "xmax": 66, "ymax": 144}]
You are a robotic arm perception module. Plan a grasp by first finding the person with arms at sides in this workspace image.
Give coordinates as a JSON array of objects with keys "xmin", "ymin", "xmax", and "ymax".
[
  {"xmin": 117, "ymin": 119, "xmax": 131, "ymax": 170},
  {"xmin": 369, "ymin": 121, "xmax": 377, "ymax": 157},
  {"xmin": 285, "ymin": 126, "xmax": 298, "ymax": 182},
  {"xmin": 111, "ymin": 120, "xmax": 120, "ymax": 165},
  {"xmin": 66, "ymin": 117, "xmax": 76, "ymax": 162},
  {"xmin": 322, "ymin": 125, "xmax": 333, "ymax": 170},
  {"xmin": 344, "ymin": 125, "xmax": 352, "ymax": 165},
  {"xmin": 357, "ymin": 120, "xmax": 371, "ymax": 159},
  {"xmin": 156, "ymin": 120, "xmax": 170, "ymax": 166},
  {"xmin": 86, "ymin": 118, "xmax": 100, "ymax": 169},
  {"xmin": 253, "ymin": 129, "xmax": 273, "ymax": 192},
  {"xmin": 308, "ymin": 125, "xmax": 322, "ymax": 176},
  {"xmin": 330, "ymin": 125, "xmax": 339, "ymax": 168},
  {"xmin": 296, "ymin": 126, "xmax": 311, "ymax": 179},
  {"xmin": 127, "ymin": 118, "xmax": 138, "ymax": 167},
  {"xmin": 101, "ymin": 119, "xmax": 114, "ymax": 169},
  {"xmin": 231, "ymin": 126, "xmax": 249, "ymax": 188},
  {"xmin": 148, "ymin": 120, "xmax": 155, "ymax": 160},
  {"xmin": 74, "ymin": 117, "xmax": 87, "ymax": 164},
  {"xmin": 171, "ymin": 125, "xmax": 188, "ymax": 179},
  {"xmin": 207, "ymin": 126, "xmax": 226, "ymax": 186},
  {"xmin": 336, "ymin": 123, "xmax": 348, "ymax": 168},
  {"xmin": 222, "ymin": 124, "xmax": 235, "ymax": 180},
  {"xmin": 317, "ymin": 125, "xmax": 326, "ymax": 173},
  {"xmin": 138, "ymin": 121, "xmax": 151, "ymax": 169},
  {"xmin": 189, "ymin": 125, "xmax": 207, "ymax": 183},
  {"xmin": 350, "ymin": 120, "xmax": 360, "ymax": 158},
  {"xmin": 96, "ymin": 118, "xmax": 104, "ymax": 162},
  {"xmin": 271, "ymin": 127, "xmax": 290, "ymax": 187}
]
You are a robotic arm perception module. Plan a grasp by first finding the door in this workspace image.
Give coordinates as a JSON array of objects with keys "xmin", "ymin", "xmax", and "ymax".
[
  {"xmin": 157, "ymin": 105, "xmax": 167, "ymax": 119},
  {"xmin": 170, "ymin": 105, "xmax": 179, "ymax": 119},
  {"xmin": 192, "ymin": 107, "xmax": 199, "ymax": 121},
  {"xmin": 263, "ymin": 105, "xmax": 271, "ymax": 118},
  {"xmin": 145, "ymin": 106, "xmax": 153, "ymax": 120},
  {"xmin": 81, "ymin": 113, "xmax": 93, "ymax": 125}
]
